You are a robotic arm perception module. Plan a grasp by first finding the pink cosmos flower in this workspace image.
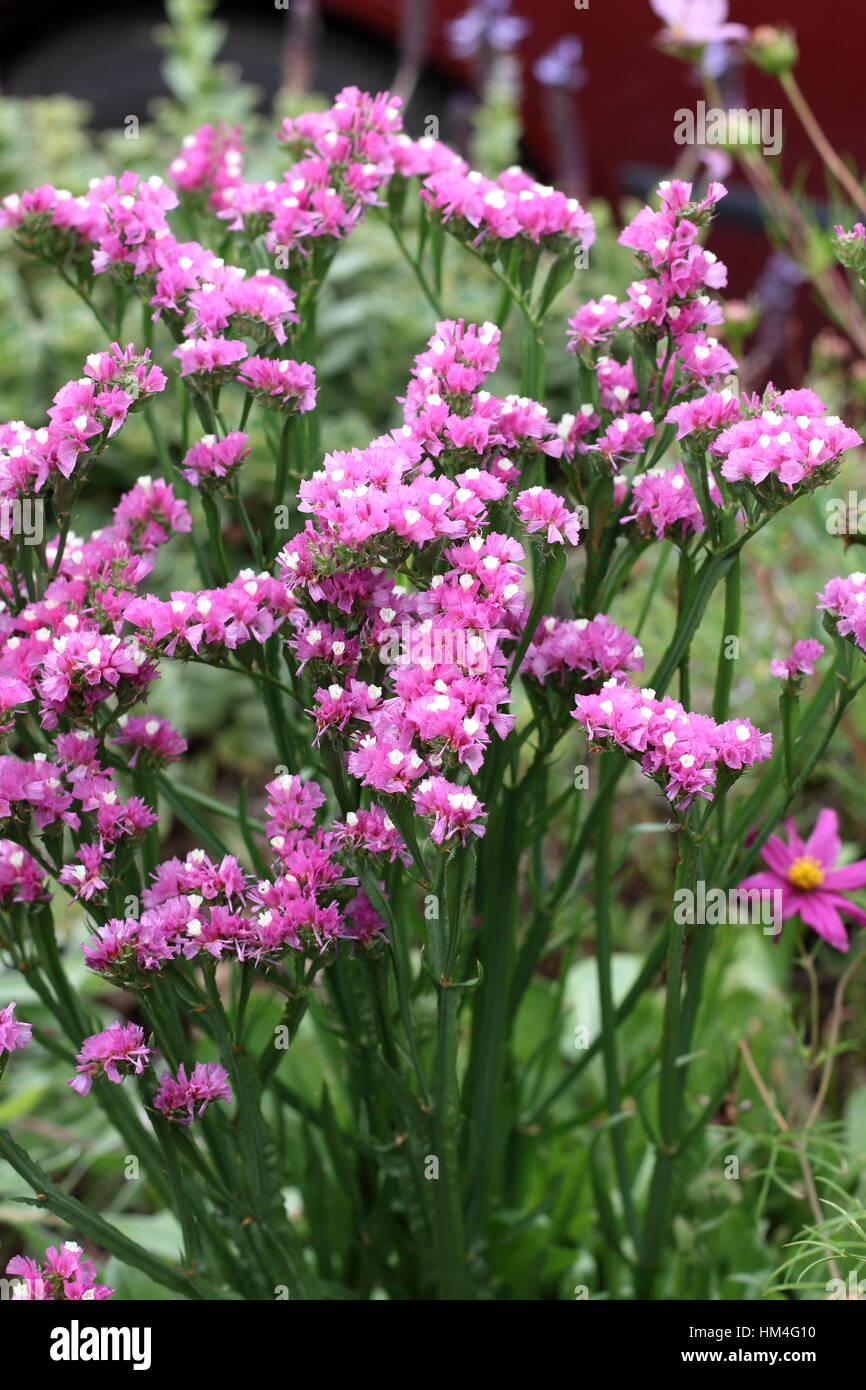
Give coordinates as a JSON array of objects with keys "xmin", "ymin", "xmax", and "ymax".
[
  {"xmin": 0, "ymin": 1001, "xmax": 31, "ymax": 1054},
  {"xmin": 738, "ymin": 809, "xmax": 866, "ymax": 952}
]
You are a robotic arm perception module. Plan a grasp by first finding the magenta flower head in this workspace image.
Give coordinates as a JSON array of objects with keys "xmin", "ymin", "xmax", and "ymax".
[
  {"xmin": 770, "ymin": 638, "xmax": 824, "ymax": 682},
  {"xmin": 68, "ymin": 1021, "xmax": 151, "ymax": 1096},
  {"xmin": 0, "ymin": 1001, "xmax": 32, "ymax": 1055},
  {"xmin": 153, "ymin": 1061, "xmax": 232, "ymax": 1125},
  {"xmin": 6, "ymin": 1241, "xmax": 113, "ymax": 1300},
  {"xmin": 739, "ymin": 809, "xmax": 866, "ymax": 952}
]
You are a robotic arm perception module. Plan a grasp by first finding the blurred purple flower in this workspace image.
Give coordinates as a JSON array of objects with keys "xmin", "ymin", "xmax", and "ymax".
[
  {"xmin": 446, "ymin": 0, "xmax": 531, "ymax": 61},
  {"xmin": 650, "ymin": 0, "xmax": 749, "ymax": 48},
  {"xmin": 533, "ymin": 36, "xmax": 587, "ymax": 91}
]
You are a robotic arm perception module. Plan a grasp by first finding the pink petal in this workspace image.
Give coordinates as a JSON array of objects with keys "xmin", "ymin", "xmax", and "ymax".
[
  {"xmin": 804, "ymin": 808, "xmax": 840, "ymax": 869},
  {"xmin": 822, "ymin": 859, "xmax": 866, "ymax": 891},
  {"xmin": 760, "ymin": 834, "xmax": 795, "ymax": 877},
  {"xmin": 797, "ymin": 894, "xmax": 849, "ymax": 952},
  {"xmin": 783, "ymin": 818, "xmax": 805, "ymax": 855},
  {"xmin": 738, "ymin": 872, "xmax": 783, "ymax": 894},
  {"xmin": 824, "ymin": 893, "xmax": 866, "ymax": 930}
]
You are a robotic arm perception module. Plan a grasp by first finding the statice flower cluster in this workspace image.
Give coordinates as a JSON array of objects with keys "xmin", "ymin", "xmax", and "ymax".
[
  {"xmin": 817, "ymin": 572, "xmax": 866, "ymax": 655},
  {"xmin": 0, "ymin": 1000, "xmax": 31, "ymax": 1054},
  {"xmin": 153, "ymin": 1061, "xmax": 233, "ymax": 1124},
  {"xmin": 0, "ymin": 344, "xmax": 165, "ymax": 501},
  {"xmin": 572, "ymin": 681, "xmax": 772, "ymax": 809},
  {"xmin": 622, "ymin": 462, "xmax": 721, "ymax": 540},
  {"xmin": 770, "ymin": 638, "xmax": 824, "ymax": 681},
  {"xmin": 709, "ymin": 388, "xmax": 862, "ymax": 500},
  {"xmin": 566, "ymin": 180, "xmax": 733, "ymax": 391},
  {"xmin": 5, "ymin": 1242, "xmax": 113, "ymax": 1300},
  {"xmin": 521, "ymin": 614, "xmax": 644, "ymax": 688},
  {"xmin": 422, "ymin": 163, "xmax": 595, "ymax": 255}
]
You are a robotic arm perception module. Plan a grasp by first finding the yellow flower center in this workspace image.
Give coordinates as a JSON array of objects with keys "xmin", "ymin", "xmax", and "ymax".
[{"xmin": 787, "ymin": 855, "xmax": 824, "ymax": 892}]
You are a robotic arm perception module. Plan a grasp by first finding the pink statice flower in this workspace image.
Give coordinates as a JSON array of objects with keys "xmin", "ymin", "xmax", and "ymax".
[
  {"xmin": 112, "ymin": 714, "xmax": 187, "ymax": 766},
  {"xmin": 180, "ymin": 432, "xmax": 250, "ymax": 487},
  {"xmin": 153, "ymin": 1061, "xmax": 233, "ymax": 1124},
  {"xmin": 770, "ymin": 639, "xmax": 824, "ymax": 681},
  {"xmin": 711, "ymin": 402, "xmax": 861, "ymax": 492},
  {"xmin": 522, "ymin": 614, "xmax": 643, "ymax": 686},
  {"xmin": 168, "ymin": 124, "xmax": 244, "ymax": 211},
  {"xmin": 817, "ymin": 571, "xmax": 866, "ymax": 655},
  {"xmin": 514, "ymin": 486, "xmax": 582, "ymax": 544},
  {"xmin": 413, "ymin": 776, "xmax": 486, "ymax": 844},
  {"xmin": 0, "ymin": 839, "xmax": 47, "ymax": 902},
  {"xmin": 236, "ymin": 356, "xmax": 317, "ymax": 414},
  {"xmin": 68, "ymin": 1021, "xmax": 151, "ymax": 1096},
  {"xmin": 572, "ymin": 680, "xmax": 772, "ymax": 809},
  {"xmin": 173, "ymin": 336, "xmax": 247, "ymax": 381},
  {"xmin": 0, "ymin": 676, "xmax": 34, "ymax": 735},
  {"xmin": 623, "ymin": 462, "xmax": 721, "ymax": 540},
  {"xmin": 6, "ymin": 1242, "xmax": 113, "ymax": 1301},
  {"xmin": 738, "ymin": 809, "xmax": 866, "ymax": 952},
  {"xmin": 566, "ymin": 296, "xmax": 620, "ymax": 353},
  {"xmin": 666, "ymin": 387, "xmax": 741, "ymax": 442},
  {"xmin": 0, "ymin": 1001, "xmax": 31, "ymax": 1054}
]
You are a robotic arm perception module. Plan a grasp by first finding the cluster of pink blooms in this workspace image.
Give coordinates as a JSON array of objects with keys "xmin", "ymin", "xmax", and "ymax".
[
  {"xmin": 0, "ymin": 1000, "xmax": 31, "ymax": 1054},
  {"xmin": 770, "ymin": 639, "xmax": 824, "ymax": 681},
  {"xmin": 236, "ymin": 356, "xmax": 317, "ymax": 414},
  {"xmin": 514, "ymin": 486, "xmax": 582, "ymax": 544},
  {"xmin": 5, "ymin": 1242, "xmax": 113, "ymax": 1300},
  {"xmin": 623, "ymin": 462, "xmax": 721, "ymax": 540},
  {"xmin": 1, "ymin": 167, "xmax": 306, "ymax": 380},
  {"xmin": 68, "ymin": 1020, "xmax": 151, "ymax": 1096},
  {"xmin": 564, "ymin": 181, "xmax": 736, "ymax": 451},
  {"xmin": 168, "ymin": 123, "xmax": 244, "ymax": 212},
  {"xmin": 180, "ymin": 431, "xmax": 250, "ymax": 487},
  {"xmin": 0, "ymin": 839, "xmax": 47, "ymax": 902},
  {"xmin": 0, "ymin": 343, "xmax": 165, "ymax": 499},
  {"xmin": 79, "ymin": 776, "xmax": 396, "ymax": 982},
  {"xmin": 817, "ymin": 572, "xmax": 866, "ymax": 654},
  {"xmin": 124, "ymin": 570, "xmax": 294, "ymax": 657},
  {"xmin": 572, "ymin": 680, "xmax": 772, "ymax": 808},
  {"xmin": 272, "ymin": 317, "xmax": 593, "ymax": 836},
  {"xmin": 708, "ymin": 388, "xmax": 861, "ymax": 493},
  {"xmin": 153, "ymin": 1061, "xmax": 233, "ymax": 1124},
  {"xmin": 220, "ymin": 88, "xmax": 411, "ymax": 261},
  {"xmin": 422, "ymin": 163, "xmax": 595, "ymax": 252},
  {"xmin": 522, "ymin": 614, "xmax": 644, "ymax": 687}
]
